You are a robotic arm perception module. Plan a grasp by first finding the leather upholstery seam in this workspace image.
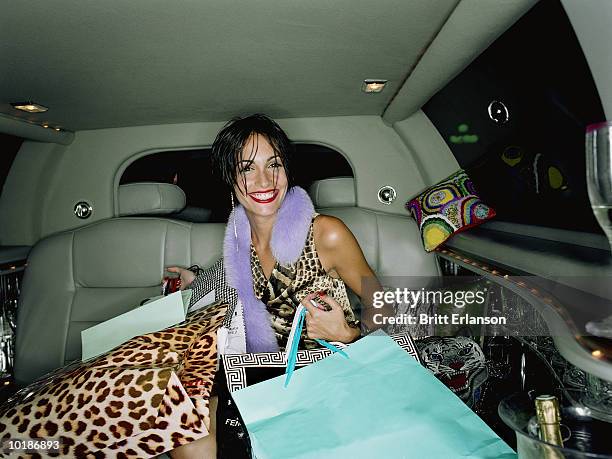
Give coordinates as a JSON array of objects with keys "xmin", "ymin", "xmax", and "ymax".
[
  {"xmin": 62, "ymin": 232, "xmax": 77, "ymax": 366},
  {"xmin": 163, "ymin": 221, "xmax": 168, "ymax": 275},
  {"xmin": 375, "ymin": 213, "xmax": 381, "ymax": 273}
]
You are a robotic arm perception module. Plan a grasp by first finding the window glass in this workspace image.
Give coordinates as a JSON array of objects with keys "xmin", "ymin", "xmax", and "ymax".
[
  {"xmin": 0, "ymin": 134, "xmax": 23, "ymax": 198},
  {"xmin": 422, "ymin": 0, "xmax": 605, "ymax": 233},
  {"xmin": 120, "ymin": 144, "xmax": 353, "ymax": 222}
]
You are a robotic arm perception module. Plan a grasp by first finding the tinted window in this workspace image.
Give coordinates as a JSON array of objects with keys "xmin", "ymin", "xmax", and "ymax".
[
  {"xmin": 0, "ymin": 134, "xmax": 23, "ymax": 198},
  {"xmin": 423, "ymin": 0, "xmax": 605, "ymax": 233},
  {"xmin": 120, "ymin": 144, "xmax": 353, "ymax": 222}
]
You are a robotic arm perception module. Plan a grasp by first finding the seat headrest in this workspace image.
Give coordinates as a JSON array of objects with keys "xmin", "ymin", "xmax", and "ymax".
[
  {"xmin": 118, "ymin": 182, "xmax": 186, "ymax": 216},
  {"xmin": 308, "ymin": 177, "xmax": 356, "ymax": 207}
]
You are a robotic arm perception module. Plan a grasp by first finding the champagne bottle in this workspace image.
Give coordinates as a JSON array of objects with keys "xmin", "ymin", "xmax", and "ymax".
[{"xmin": 535, "ymin": 395, "xmax": 564, "ymax": 458}]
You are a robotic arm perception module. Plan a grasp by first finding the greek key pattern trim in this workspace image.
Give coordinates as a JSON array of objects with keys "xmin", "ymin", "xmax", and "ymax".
[
  {"xmin": 223, "ymin": 349, "xmax": 332, "ymax": 392},
  {"xmin": 390, "ymin": 332, "xmax": 422, "ymax": 365},
  {"xmin": 223, "ymin": 332, "xmax": 419, "ymax": 392}
]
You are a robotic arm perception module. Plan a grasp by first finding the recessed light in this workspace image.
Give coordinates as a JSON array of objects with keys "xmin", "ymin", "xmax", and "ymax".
[
  {"xmin": 361, "ymin": 79, "xmax": 387, "ymax": 93},
  {"xmin": 54, "ymin": 127, "xmax": 61, "ymax": 131},
  {"xmin": 11, "ymin": 101, "xmax": 49, "ymax": 113}
]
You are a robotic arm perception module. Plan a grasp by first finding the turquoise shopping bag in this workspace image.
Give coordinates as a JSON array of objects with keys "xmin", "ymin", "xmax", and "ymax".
[{"xmin": 232, "ymin": 331, "xmax": 516, "ymax": 459}]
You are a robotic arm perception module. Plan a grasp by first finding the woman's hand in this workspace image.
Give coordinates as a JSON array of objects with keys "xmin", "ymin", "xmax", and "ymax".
[
  {"xmin": 302, "ymin": 292, "xmax": 360, "ymax": 343},
  {"xmin": 166, "ymin": 266, "xmax": 196, "ymax": 290}
]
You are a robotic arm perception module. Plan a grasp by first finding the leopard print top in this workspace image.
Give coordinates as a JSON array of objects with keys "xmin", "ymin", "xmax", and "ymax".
[{"xmin": 251, "ymin": 215, "xmax": 357, "ymax": 350}]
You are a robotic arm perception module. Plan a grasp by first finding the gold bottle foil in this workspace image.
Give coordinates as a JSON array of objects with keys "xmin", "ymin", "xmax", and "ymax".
[{"xmin": 535, "ymin": 395, "xmax": 565, "ymax": 458}]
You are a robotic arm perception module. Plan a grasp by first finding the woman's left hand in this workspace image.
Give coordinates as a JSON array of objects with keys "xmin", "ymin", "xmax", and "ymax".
[{"xmin": 302, "ymin": 292, "xmax": 360, "ymax": 343}]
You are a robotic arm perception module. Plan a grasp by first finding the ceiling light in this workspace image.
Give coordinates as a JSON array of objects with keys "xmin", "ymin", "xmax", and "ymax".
[
  {"xmin": 11, "ymin": 101, "xmax": 49, "ymax": 113},
  {"xmin": 361, "ymin": 79, "xmax": 387, "ymax": 93}
]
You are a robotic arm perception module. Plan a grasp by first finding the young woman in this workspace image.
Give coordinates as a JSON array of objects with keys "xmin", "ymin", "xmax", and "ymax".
[
  {"xmin": 169, "ymin": 114, "xmax": 380, "ymax": 457},
  {"xmin": 0, "ymin": 114, "xmax": 381, "ymax": 459}
]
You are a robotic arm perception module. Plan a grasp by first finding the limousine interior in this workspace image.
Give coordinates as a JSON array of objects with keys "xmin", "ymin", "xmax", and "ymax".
[{"xmin": 1, "ymin": 0, "xmax": 612, "ymax": 457}]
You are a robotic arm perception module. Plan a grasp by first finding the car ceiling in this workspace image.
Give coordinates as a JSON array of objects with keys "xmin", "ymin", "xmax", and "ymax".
[{"xmin": 1, "ymin": 0, "xmax": 536, "ymax": 132}]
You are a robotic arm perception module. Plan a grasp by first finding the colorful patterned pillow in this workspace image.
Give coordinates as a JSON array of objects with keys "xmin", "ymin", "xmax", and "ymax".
[{"xmin": 406, "ymin": 170, "xmax": 496, "ymax": 251}]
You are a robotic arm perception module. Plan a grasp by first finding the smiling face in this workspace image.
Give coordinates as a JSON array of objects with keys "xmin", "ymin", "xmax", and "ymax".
[{"xmin": 233, "ymin": 133, "xmax": 288, "ymax": 217}]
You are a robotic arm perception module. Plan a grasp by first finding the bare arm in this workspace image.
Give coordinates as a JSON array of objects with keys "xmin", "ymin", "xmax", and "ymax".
[{"xmin": 313, "ymin": 215, "xmax": 384, "ymax": 333}]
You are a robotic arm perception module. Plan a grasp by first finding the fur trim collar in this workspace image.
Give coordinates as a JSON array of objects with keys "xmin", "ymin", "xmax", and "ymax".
[{"xmin": 223, "ymin": 186, "xmax": 315, "ymax": 353}]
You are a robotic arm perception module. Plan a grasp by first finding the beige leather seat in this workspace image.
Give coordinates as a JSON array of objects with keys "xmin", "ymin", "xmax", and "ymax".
[
  {"xmin": 309, "ymin": 177, "xmax": 439, "ymax": 278},
  {"xmin": 15, "ymin": 179, "xmax": 437, "ymax": 385},
  {"xmin": 14, "ymin": 183, "xmax": 225, "ymax": 385}
]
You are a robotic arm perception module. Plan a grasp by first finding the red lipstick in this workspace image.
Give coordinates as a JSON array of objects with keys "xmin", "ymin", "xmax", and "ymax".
[{"xmin": 248, "ymin": 189, "xmax": 279, "ymax": 204}]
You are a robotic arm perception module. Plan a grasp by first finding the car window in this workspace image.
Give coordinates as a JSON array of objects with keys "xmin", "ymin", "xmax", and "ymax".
[
  {"xmin": 0, "ymin": 134, "xmax": 23, "ymax": 200},
  {"xmin": 120, "ymin": 143, "xmax": 353, "ymax": 222},
  {"xmin": 422, "ymin": 0, "xmax": 605, "ymax": 234}
]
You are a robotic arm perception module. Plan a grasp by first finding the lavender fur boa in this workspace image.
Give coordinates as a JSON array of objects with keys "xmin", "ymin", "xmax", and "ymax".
[{"xmin": 223, "ymin": 186, "xmax": 315, "ymax": 353}]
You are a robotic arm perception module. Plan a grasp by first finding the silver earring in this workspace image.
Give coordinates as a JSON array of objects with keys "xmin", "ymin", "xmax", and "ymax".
[{"xmin": 231, "ymin": 193, "xmax": 238, "ymax": 251}]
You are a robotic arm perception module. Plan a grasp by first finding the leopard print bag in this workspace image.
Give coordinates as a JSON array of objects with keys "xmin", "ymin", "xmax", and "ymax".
[{"xmin": 0, "ymin": 303, "xmax": 227, "ymax": 458}]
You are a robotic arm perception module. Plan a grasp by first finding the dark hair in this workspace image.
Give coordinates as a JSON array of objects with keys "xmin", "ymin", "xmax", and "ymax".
[{"xmin": 211, "ymin": 114, "xmax": 294, "ymax": 193}]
